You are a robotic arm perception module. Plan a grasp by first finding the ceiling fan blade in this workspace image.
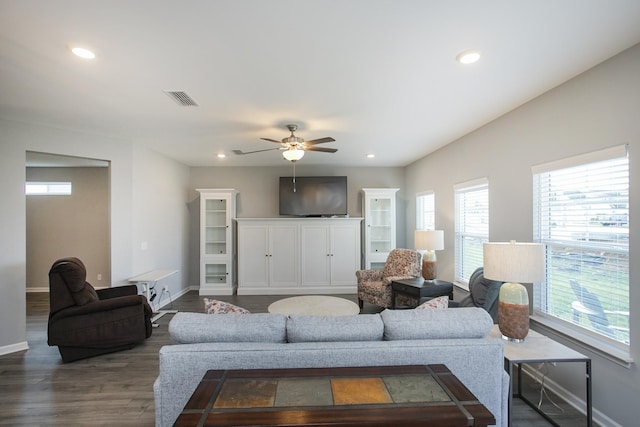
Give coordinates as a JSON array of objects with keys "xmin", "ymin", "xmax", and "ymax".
[
  {"xmin": 306, "ymin": 146, "xmax": 338, "ymax": 153},
  {"xmin": 233, "ymin": 148, "xmax": 281, "ymax": 155},
  {"xmin": 260, "ymin": 138, "xmax": 284, "ymax": 144},
  {"xmin": 305, "ymin": 137, "xmax": 336, "ymax": 145}
]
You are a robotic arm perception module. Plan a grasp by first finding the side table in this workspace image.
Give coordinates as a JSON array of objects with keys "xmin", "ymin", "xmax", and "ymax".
[
  {"xmin": 129, "ymin": 269, "xmax": 178, "ymax": 327},
  {"xmin": 390, "ymin": 277, "xmax": 454, "ymax": 309},
  {"xmin": 489, "ymin": 325, "xmax": 592, "ymax": 427}
]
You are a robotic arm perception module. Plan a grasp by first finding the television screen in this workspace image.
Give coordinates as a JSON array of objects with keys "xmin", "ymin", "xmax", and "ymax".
[{"xmin": 279, "ymin": 176, "xmax": 348, "ymax": 217}]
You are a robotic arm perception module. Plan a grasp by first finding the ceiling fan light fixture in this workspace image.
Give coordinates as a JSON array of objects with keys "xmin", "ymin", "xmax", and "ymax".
[{"xmin": 283, "ymin": 148, "xmax": 305, "ymax": 162}]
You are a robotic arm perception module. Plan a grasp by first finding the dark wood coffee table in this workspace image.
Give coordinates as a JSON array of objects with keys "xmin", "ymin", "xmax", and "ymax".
[
  {"xmin": 174, "ymin": 364, "xmax": 494, "ymax": 427},
  {"xmin": 391, "ymin": 277, "xmax": 454, "ymax": 308}
]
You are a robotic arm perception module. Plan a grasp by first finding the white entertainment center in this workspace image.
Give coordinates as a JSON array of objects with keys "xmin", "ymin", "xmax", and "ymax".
[{"xmin": 236, "ymin": 218, "xmax": 362, "ymax": 295}]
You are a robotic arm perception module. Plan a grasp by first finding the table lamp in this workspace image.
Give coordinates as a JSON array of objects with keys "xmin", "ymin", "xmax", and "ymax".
[
  {"xmin": 483, "ymin": 241, "xmax": 545, "ymax": 342},
  {"xmin": 414, "ymin": 230, "xmax": 444, "ymax": 280}
]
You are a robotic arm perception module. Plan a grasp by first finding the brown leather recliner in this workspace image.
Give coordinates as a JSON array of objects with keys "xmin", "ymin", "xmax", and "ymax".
[{"xmin": 47, "ymin": 257, "xmax": 153, "ymax": 362}]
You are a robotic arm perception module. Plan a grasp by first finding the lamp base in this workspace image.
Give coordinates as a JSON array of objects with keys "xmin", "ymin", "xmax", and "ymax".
[
  {"xmin": 422, "ymin": 260, "xmax": 437, "ymax": 280},
  {"xmin": 498, "ymin": 301, "xmax": 529, "ymax": 342}
]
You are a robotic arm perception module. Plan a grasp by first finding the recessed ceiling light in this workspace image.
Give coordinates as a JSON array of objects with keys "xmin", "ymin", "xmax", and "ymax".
[
  {"xmin": 70, "ymin": 47, "xmax": 96, "ymax": 59},
  {"xmin": 367, "ymin": 154, "xmax": 375, "ymax": 159},
  {"xmin": 456, "ymin": 50, "xmax": 480, "ymax": 64},
  {"xmin": 217, "ymin": 153, "xmax": 226, "ymax": 159}
]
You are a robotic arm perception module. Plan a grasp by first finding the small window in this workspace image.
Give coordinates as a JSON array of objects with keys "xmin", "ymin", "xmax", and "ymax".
[
  {"xmin": 25, "ymin": 182, "xmax": 72, "ymax": 195},
  {"xmin": 416, "ymin": 191, "xmax": 435, "ymax": 230},
  {"xmin": 454, "ymin": 178, "xmax": 489, "ymax": 285}
]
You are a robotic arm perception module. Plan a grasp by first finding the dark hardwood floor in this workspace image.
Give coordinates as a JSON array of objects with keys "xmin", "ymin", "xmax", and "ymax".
[{"xmin": 0, "ymin": 291, "xmax": 590, "ymax": 426}]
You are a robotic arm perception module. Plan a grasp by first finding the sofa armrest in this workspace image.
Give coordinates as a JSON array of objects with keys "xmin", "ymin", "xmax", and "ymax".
[
  {"xmin": 50, "ymin": 294, "xmax": 149, "ymax": 322},
  {"xmin": 97, "ymin": 284, "xmax": 139, "ymax": 300},
  {"xmin": 382, "ymin": 275, "xmax": 417, "ymax": 285},
  {"xmin": 356, "ymin": 269, "xmax": 384, "ymax": 281}
]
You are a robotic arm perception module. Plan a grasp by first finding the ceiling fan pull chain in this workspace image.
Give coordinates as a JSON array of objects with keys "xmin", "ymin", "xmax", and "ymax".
[{"xmin": 293, "ymin": 162, "xmax": 297, "ymax": 192}]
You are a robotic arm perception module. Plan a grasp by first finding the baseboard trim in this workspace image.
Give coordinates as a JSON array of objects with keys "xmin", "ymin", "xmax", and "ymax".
[
  {"xmin": 0, "ymin": 341, "xmax": 29, "ymax": 356},
  {"xmin": 237, "ymin": 286, "xmax": 357, "ymax": 295}
]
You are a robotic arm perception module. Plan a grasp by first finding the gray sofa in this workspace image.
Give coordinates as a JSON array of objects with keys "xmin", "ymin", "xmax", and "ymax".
[{"xmin": 154, "ymin": 307, "xmax": 509, "ymax": 427}]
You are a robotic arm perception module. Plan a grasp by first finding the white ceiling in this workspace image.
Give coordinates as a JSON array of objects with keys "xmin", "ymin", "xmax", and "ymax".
[{"xmin": 2, "ymin": 0, "xmax": 640, "ymax": 167}]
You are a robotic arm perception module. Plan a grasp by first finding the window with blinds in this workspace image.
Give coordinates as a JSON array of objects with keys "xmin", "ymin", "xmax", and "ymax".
[
  {"xmin": 454, "ymin": 179, "xmax": 489, "ymax": 285},
  {"xmin": 25, "ymin": 182, "xmax": 72, "ymax": 195},
  {"xmin": 533, "ymin": 145, "xmax": 629, "ymax": 345},
  {"xmin": 416, "ymin": 191, "xmax": 435, "ymax": 230}
]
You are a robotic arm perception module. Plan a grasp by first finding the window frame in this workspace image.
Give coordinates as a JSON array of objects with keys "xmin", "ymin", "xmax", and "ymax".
[
  {"xmin": 454, "ymin": 178, "xmax": 489, "ymax": 288},
  {"xmin": 532, "ymin": 144, "xmax": 630, "ymax": 363},
  {"xmin": 25, "ymin": 181, "xmax": 72, "ymax": 195},
  {"xmin": 415, "ymin": 191, "xmax": 435, "ymax": 230}
]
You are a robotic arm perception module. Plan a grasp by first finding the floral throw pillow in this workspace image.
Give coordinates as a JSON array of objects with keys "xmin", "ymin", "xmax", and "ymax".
[
  {"xmin": 416, "ymin": 296, "xmax": 449, "ymax": 310},
  {"xmin": 203, "ymin": 298, "xmax": 250, "ymax": 314}
]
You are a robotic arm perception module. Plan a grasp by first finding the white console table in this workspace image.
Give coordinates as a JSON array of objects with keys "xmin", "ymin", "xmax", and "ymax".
[
  {"xmin": 489, "ymin": 325, "xmax": 592, "ymax": 427},
  {"xmin": 129, "ymin": 269, "xmax": 178, "ymax": 327}
]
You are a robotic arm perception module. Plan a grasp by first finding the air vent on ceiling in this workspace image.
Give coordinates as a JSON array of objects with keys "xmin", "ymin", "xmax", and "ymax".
[{"xmin": 163, "ymin": 90, "xmax": 198, "ymax": 106}]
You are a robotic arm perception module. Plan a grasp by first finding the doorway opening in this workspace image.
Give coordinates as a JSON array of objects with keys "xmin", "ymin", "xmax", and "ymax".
[{"xmin": 25, "ymin": 151, "xmax": 110, "ymax": 291}]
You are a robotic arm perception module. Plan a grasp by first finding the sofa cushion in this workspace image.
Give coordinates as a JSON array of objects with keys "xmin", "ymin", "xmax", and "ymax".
[
  {"xmin": 203, "ymin": 298, "xmax": 250, "ymax": 314},
  {"xmin": 169, "ymin": 312, "xmax": 286, "ymax": 344},
  {"xmin": 381, "ymin": 307, "xmax": 493, "ymax": 340},
  {"xmin": 287, "ymin": 314, "xmax": 384, "ymax": 343}
]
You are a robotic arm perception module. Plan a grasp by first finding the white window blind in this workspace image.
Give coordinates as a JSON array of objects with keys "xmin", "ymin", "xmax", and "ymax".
[
  {"xmin": 533, "ymin": 145, "xmax": 629, "ymax": 345},
  {"xmin": 416, "ymin": 191, "xmax": 435, "ymax": 230},
  {"xmin": 454, "ymin": 179, "xmax": 489, "ymax": 284}
]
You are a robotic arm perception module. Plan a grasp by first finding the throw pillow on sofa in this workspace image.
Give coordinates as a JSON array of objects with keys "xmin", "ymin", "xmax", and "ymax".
[
  {"xmin": 416, "ymin": 296, "xmax": 449, "ymax": 310},
  {"xmin": 203, "ymin": 298, "xmax": 250, "ymax": 314}
]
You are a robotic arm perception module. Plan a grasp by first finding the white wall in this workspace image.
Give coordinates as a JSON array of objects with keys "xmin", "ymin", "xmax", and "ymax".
[
  {"xmin": 0, "ymin": 126, "xmax": 28, "ymax": 353},
  {"xmin": 190, "ymin": 165, "xmax": 405, "ymax": 219},
  {"xmin": 0, "ymin": 118, "xmax": 190, "ymax": 354},
  {"xmin": 404, "ymin": 43, "xmax": 640, "ymax": 426},
  {"xmin": 131, "ymin": 144, "xmax": 190, "ymax": 300}
]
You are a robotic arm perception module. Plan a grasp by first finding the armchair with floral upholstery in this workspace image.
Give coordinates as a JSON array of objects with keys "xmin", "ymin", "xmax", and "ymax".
[{"xmin": 356, "ymin": 248, "xmax": 422, "ymax": 309}]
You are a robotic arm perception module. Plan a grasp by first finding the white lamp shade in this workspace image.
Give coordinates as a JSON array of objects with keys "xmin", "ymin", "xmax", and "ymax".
[
  {"xmin": 483, "ymin": 241, "xmax": 545, "ymax": 283},
  {"xmin": 282, "ymin": 148, "xmax": 304, "ymax": 161},
  {"xmin": 414, "ymin": 230, "xmax": 444, "ymax": 251}
]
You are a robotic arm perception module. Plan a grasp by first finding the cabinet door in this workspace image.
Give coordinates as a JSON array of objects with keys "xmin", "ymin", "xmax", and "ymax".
[
  {"xmin": 201, "ymin": 261, "xmax": 230, "ymax": 289},
  {"xmin": 300, "ymin": 224, "xmax": 331, "ymax": 286},
  {"xmin": 269, "ymin": 224, "xmax": 299, "ymax": 287},
  {"xmin": 238, "ymin": 225, "xmax": 269, "ymax": 288},
  {"xmin": 330, "ymin": 223, "xmax": 360, "ymax": 285},
  {"xmin": 367, "ymin": 197, "xmax": 393, "ymax": 254},
  {"xmin": 203, "ymin": 197, "xmax": 230, "ymax": 255},
  {"xmin": 364, "ymin": 189, "xmax": 398, "ymax": 269}
]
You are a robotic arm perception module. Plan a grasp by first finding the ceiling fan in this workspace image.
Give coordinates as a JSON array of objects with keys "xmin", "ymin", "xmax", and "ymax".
[{"xmin": 233, "ymin": 124, "xmax": 337, "ymax": 162}]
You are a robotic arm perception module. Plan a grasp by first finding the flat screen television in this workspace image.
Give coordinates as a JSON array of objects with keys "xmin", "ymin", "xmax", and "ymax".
[{"xmin": 279, "ymin": 176, "xmax": 348, "ymax": 217}]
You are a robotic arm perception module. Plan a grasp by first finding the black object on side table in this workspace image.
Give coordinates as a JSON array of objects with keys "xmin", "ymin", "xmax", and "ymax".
[{"xmin": 391, "ymin": 277, "xmax": 454, "ymax": 309}]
